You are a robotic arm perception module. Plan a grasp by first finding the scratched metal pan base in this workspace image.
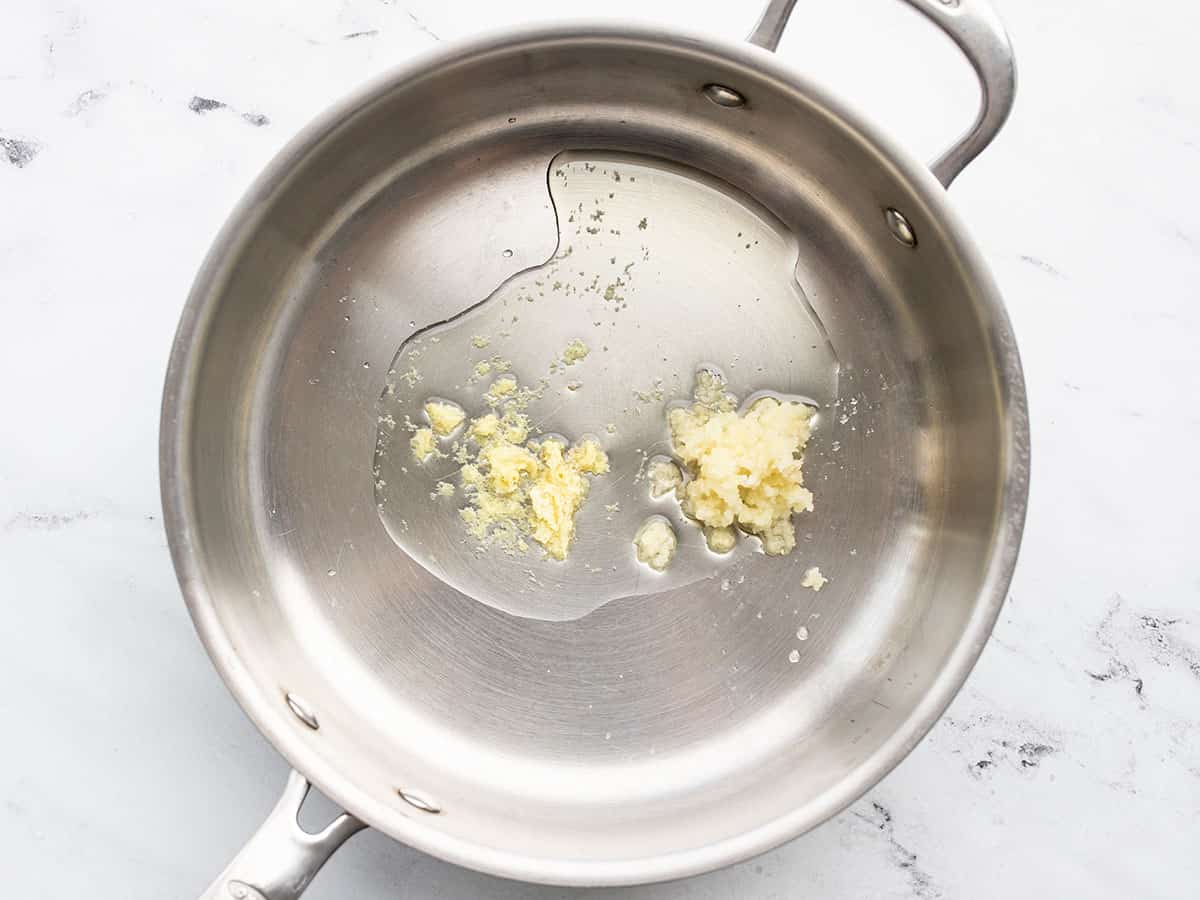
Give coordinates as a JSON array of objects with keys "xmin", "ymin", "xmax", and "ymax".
[
  {"xmin": 162, "ymin": 4, "xmax": 1028, "ymax": 896},
  {"xmin": 372, "ymin": 150, "xmax": 841, "ymax": 623}
]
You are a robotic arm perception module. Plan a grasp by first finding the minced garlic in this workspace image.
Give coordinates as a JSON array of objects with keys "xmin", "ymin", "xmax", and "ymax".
[
  {"xmin": 668, "ymin": 371, "xmax": 814, "ymax": 556},
  {"xmin": 633, "ymin": 516, "xmax": 677, "ymax": 571},
  {"xmin": 801, "ymin": 566, "xmax": 828, "ymax": 591},
  {"xmin": 703, "ymin": 525, "xmax": 737, "ymax": 554},
  {"xmin": 646, "ymin": 456, "xmax": 683, "ymax": 498}
]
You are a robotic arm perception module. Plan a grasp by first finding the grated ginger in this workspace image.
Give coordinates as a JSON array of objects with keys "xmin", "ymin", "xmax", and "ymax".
[
  {"xmin": 446, "ymin": 375, "xmax": 609, "ymax": 560},
  {"xmin": 410, "ymin": 427, "xmax": 438, "ymax": 461},
  {"xmin": 561, "ymin": 338, "xmax": 590, "ymax": 365},
  {"xmin": 484, "ymin": 375, "xmax": 519, "ymax": 406},
  {"xmin": 527, "ymin": 439, "xmax": 609, "ymax": 559},
  {"xmin": 425, "ymin": 400, "xmax": 466, "ymax": 436}
]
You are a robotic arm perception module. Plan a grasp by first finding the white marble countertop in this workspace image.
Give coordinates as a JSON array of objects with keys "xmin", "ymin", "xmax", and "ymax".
[{"xmin": 2, "ymin": 0, "xmax": 1198, "ymax": 897}]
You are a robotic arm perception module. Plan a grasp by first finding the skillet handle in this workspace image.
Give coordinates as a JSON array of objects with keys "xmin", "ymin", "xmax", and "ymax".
[
  {"xmin": 748, "ymin": 0, "xmax": 1016, "ymax": 188},
  {"xmin": 198, "ymin": 770, "xmax": 364, "ymax": 900}
]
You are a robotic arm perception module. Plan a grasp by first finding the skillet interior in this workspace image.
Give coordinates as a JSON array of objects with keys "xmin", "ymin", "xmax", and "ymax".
[{"xmin": 163, "ymin": 26, "xmax": 1027, "ymax": 885}]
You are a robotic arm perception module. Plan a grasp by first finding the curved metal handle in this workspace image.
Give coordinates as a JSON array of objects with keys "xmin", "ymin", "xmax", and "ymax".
[
  {"xmin": 749, "ymin": 0, "xmax": 1016, "ymax": 188},
  {"xmin": 198, "ymin": 770, "xmax": 365, "ymax": 900}
]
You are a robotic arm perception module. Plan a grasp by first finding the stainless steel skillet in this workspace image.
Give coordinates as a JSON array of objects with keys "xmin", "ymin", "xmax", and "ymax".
[{"xmin": 161, "ymin": 0, "xmax": 1028, "ymax": 896}]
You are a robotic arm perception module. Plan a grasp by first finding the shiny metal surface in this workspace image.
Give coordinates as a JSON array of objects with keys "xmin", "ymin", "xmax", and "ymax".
[
  {"xmin": 915, "ymin": 0, "xmax": 1017, "ymax": 186},
  {"xmin": 751, "ymin": 0, "xmax": 1016, "ymax": 186},
  {"xmin": 161, "ymin": 2, "xmax": 1027, "ymax": 893},
  {"xmin": 197, "ymin": 771, "xmax": 364, "ymax": 900},
  {"xmin": 747, "ymin": 0, "xmax": 799, "ymax": 50},
  {"xmin": 372, "ymin": 150, "xmax": 840, "ymax": 623}
]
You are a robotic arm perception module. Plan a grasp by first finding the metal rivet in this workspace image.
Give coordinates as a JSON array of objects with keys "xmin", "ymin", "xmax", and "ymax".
[
  {"xmin": 285, "ymin": 693, "xmax": 319, "ymax": 730},
  {"xmin": 397, "ymin": 788, "xmax": 441, "ymax": 814},
  {"xmin": 884, "ymin": 208, "xmax": 917, "ymax": 247},
  {"xmin": 702, "ymin": 84, "xmax": 746, "ymax": 108}
]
